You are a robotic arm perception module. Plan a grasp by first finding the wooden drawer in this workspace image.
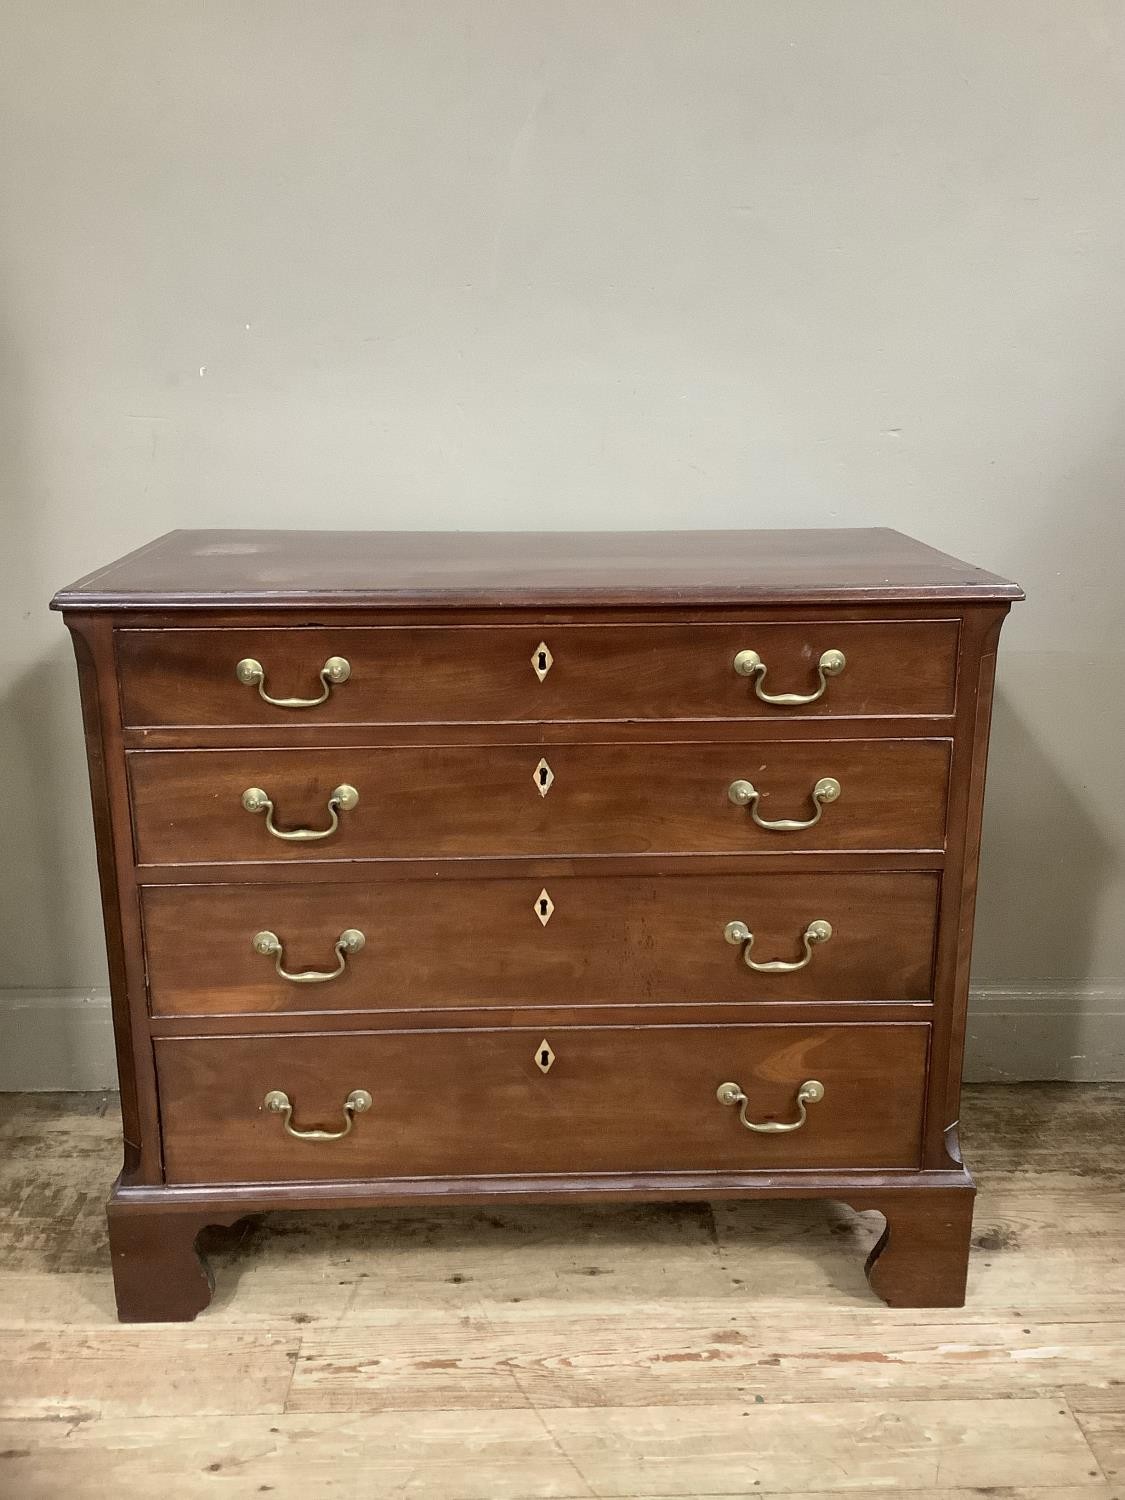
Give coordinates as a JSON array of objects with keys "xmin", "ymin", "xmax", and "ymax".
[
  {"xmin": 142, "ymin": 872, "xmax": 939, "ymax": 1016},
  {"xmin": 116, "ymin": 620, "xmax": 959, "ymax": 727},
  {"xmin": 127, "ymin": 739, "xmax": 950, "ymax": 865},
  {"xmin": 154, "ymin": 1022, "xmax": 930, "ymax": 1183}
]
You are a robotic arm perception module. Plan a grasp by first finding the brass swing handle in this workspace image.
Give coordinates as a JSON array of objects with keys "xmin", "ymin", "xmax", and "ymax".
[
  {"xmin": 733, "ymin": 648, "xmax": 845, "ymax": 705},
  {"xmin": 716, "ymin": 1079, "xmax": 825, "ymax": 1133},
  {"xmin": 241, "ymin": 784, "xmax": 358, "ymax": 841},
  {"xmin": 252, "ymin": 928, "xmax": 365, "ymax": 983},
  {"xmin": 236, "ymin": 655, "xmax": 350, "ymax": 708},
  {"xmin": 728, "ymin": 776, "xmax": 840, "ymax": 831},
  {"xmin": 263, "ymin": 1088, "xmax": 372, "ymax": 1141},
  {"xmin": 724, "ymin": 918, "xmax": 832, "ymax": 972}
]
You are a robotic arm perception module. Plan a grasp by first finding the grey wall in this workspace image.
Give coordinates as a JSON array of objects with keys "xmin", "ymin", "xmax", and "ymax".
[{"xmin": 2, "ymin": 2, "xmax": 1124, "ymax": 1079}]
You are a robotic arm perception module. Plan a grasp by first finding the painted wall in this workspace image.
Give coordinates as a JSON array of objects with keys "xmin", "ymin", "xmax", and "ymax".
[{"xmin": 2, "ymin": 2, "xmax": 1124, "ymax": 1080}]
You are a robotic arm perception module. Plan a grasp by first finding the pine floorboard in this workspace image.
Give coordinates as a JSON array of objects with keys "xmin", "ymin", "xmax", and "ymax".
[{"xmin": 0, "ymin": 1083, "xmax": 1122, "ymax": 1498}]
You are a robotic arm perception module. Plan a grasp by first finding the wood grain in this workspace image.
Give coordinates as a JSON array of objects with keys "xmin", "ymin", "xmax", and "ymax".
[
  {"xmin": 50, "ymin": 526, "xmax": 1024, "ymax": 611},
  {"xmin": 286, "ymin": 1315, "xmax": 1125, "ymax": 1412},
  {"xmin": 0, "ymin": 1087, "xmax": 1120, "ymax": 1496},
  {"xmin": 116, "ymin": 619, "xmax": 960, "ymax": 727},
  {"xmin": 152, "ymin": 1022, "xmax": 930, "ymax": 1183},
  {"xmin": 141, "ymin": 870, "xmax": 940, "ymax": 1015},
  {"xmin": 127, "ymin": 738, "xmax": 952, "ymax": 865},
  {"xmin": 0, "ymin": 1328, "xmax": 297, "ymax": 1418},
  {"xmin": 53, "ymin": 529, "xmax": 1019, "ymax": 1323},
  {"xmin": 0, "ymin": 1401, "xmax": 1102, "ymax": 1498}
]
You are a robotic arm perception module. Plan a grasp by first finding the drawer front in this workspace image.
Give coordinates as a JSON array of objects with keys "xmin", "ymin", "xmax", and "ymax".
[
  {"xmin": 155, "ymin": 1022, "xmax": 929, "ymax": 1183},
  {"xmin": 128, "ymin": 740, "xmax": 950, "ymax": 864},
  {"xmin": 143, "ymin": 872, "xmax": 939, "ymax": 1016},
  {"xmin": 117, "ymin": 620, "xmax": 959, "ymax": 727}
]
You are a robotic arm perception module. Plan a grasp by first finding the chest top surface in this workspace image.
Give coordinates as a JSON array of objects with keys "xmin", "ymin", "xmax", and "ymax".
[{"xmin": 51, "ymin": 527, "xmax": 1022, "ymax": 612}]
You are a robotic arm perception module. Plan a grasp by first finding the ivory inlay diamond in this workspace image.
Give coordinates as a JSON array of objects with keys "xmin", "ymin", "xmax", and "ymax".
[
  {"xmin": 534, "ymin": 1039, "xmax": 556, "ymax": 1074},
  {"xmin": 534, "ymin": 889, "xmax": 555, "ymax": 926},
  {"xmin": 533, "ymin": 757, "xmax": 554, "ymax": 797},
  {"xmin": 531, "ymin": 641, "xmax": 553, "ymax": 682}
]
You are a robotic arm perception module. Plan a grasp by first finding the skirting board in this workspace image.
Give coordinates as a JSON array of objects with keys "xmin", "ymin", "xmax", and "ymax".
[
  {"xmin": 963, "ymin": 984, "xmax": 1125, "ymax": 1083},
  {"xmin": 0, "ymin": 990, "xmax": 119, "ymax": 1092},
  {"xmin": 0, "ymin": 985, "xmax": 1123, "ymax": 1091}
]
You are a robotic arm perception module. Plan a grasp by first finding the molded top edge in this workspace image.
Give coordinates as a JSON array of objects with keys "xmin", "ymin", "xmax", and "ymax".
[{"xmin": 51, "ymin": 528, "xmax": 1024, "ymax": 610}]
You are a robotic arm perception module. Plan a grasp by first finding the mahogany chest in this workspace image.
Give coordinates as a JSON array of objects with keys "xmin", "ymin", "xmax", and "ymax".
[{"xmin": 52, "ymin": 528, "xmax": 1021, "ymax": 1319}]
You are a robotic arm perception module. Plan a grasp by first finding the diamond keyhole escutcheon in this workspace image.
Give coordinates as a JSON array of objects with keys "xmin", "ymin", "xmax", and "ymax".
[
  {"xmin": 534, "ymin": 889, "xmax": 555, "ymax": 926},
  {"xmin": 531, "ymin": 641, "xmax": 553, "ymax": 682},
  {"xmin": 535, "ymin": 1039, "xmax": 556, "ymax": 1075},
  {"xmin": 533, "ymin": 758, "xmax": 554, "ymax": 797}
]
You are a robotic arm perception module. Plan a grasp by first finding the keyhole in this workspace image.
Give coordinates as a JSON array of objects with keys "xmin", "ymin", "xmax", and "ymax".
[
  {"xmin": 534, "ymin": 1037, "xmax": 556, "ymax": 1073},
  {"xmin": 530, "ymin": 641, "xmax": 554, "ymax": 681},
  {"xmin": 532, "ymin": 757, "xmax": 554, "ymax": 796},
  {"xmin": 533, "ymin": 888, "xmax": 555, "ymax": 925}
]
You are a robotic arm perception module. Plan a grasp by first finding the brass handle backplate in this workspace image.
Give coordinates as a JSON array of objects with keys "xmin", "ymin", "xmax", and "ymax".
[
  {"xmin": 252, "ymin": 928, "xmax": 365, "ymax": 984},
  {"xmin": 733, "ymin": 648, "xmax": 845, "ymax": 705},
  {"xmin": 241, "ymin": 784, "xmax": 358, "ymax": 841},
  {"xmin": 236, "ymin": 655, "xmax": 351, "ymax": 709},
  {"xmin": 716, "ymin": 1079, "xmax": 825, "ymax": 1133},
  {"xmin": 262, "ymin": 1088, "xmax": 372, "ymax": 1141},
  {"xmin": 728, "ymin": 776, "xmax": 841, "ymax": 831},
  {"xmin": 724, "ymin": 919, "xmax": 832, "ymax": 972}
]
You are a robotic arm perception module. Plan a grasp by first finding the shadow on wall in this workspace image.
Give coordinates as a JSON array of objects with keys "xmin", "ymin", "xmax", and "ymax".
[
  {"xmin": 2, "ymin": 633, "xmax": 103, "ymax": 956},
  {"xmin": 969, "ymin": 685, "xmax": 1113, "ymax": 1080},
  {"xmin": 0, "ymin": 302, "xmax": 107, "ymax": 1027}
]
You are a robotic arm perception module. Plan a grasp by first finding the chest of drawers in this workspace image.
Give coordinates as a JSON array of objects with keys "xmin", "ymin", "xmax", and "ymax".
[{"xmin": 52, "ymin": 527, "xmax": 1021, "ymax": 1320}]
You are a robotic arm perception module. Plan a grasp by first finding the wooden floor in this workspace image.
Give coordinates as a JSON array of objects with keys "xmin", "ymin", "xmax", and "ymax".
[{"xmin": 0, "ymin": 1085, "xmax": 1122, "ymax": 1499}]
